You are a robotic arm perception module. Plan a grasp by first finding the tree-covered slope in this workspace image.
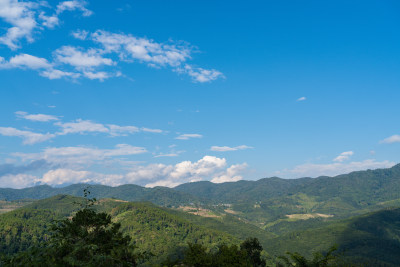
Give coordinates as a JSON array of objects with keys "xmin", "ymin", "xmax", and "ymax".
[
  {"xmin": 176, "ymin": 164, "xmax": 400, "ymax": 224},
  {"xmin": 1, "ymin": 164, "xmax": 400, "ymax": 235},
  {"xmin": 176, "ymin": 164, "xmax": 400, "ymax": 205},
  {"xmin": 265, "ymin": 207, "xmax": 400, "ymax": 266},
  {"xmin": 0, "ymin": 195, "xmax": 237, "ymax": 265}
]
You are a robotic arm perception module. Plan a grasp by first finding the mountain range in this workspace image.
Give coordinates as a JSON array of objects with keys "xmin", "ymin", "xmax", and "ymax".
[{"xmin": 1, "ymin": 164, "xmax": 400, "ymax": 265}]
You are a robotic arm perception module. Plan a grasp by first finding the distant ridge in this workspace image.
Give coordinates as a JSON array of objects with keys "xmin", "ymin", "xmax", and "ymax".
[
  {"xmin": 1, "ymin": 163, "xmax": 399, "ymax": 211},
  {"xmin": 0, "ymin": 183, "xmax": 199, "ymax": 207}
]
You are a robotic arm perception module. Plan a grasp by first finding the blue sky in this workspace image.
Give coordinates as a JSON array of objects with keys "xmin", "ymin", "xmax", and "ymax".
[{"xmin": 0, "ymin": 0, "xmax": 399, "ymax": 188}]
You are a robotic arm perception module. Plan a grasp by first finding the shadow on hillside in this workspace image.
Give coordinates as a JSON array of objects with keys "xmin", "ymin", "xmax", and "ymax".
[{"xmin": 336, "ymin": 208, "xmax": 400, "ymax": 266}]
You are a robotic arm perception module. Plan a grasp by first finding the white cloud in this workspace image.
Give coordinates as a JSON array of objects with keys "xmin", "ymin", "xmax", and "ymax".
[
  {"xmin": 40, "ymin": 68, "xmax": 80, "ymax": 79},
  {"xmin": 0, "ymin": 173, "xmax": 38, "ymax": 189},
  {"xmin": 124, "ymin": 155, "xmax": 247, "ymax": 188},
  {"xmin": 277, "ymin": 159, "xmax": 395, "ymax": 178},
  {"xmin": 380, "ymin": 135, "xmax": 400, "ymax": 144},
  {"xmin": 175, "ymin": 133, "xmax": 203, "ymax": 140},
  {"xmin": 108, "ymin": 124, "xmax": 139, "ymax": 136},
  {"xmin": 333, "ymin": 151, "xmax": 354, "ymax": 162},
  {"xmin": 54, "ymin": 46, "xmax": 114, "ymax": 70},
  {"xmin": 90, "ymin": 30, "xmax": 191, "ymax": 67},
  {"xmin": 38, "ymin": 12, "xmax": 59, "ymax": 29},
  {"xmin": 83, "ymin": 71, "xmax": 112, "ymax": 81},
  {"xmin": 55, "ymin": 119, "xmax": 163, "ymax": 136},
  {"xmin": 0, "ymin": 168, "xmax": 123, "ymax": 188},
  {"xmin": 0, "ymin": 127, "xmax": 55, "ymax": 144},
  {"xmin": 211, "ymin": 145, "xmax": 253, "ymax": 152},
  {"xmin": 2, "ymin": 155, "xmax": 247, "ymax": 188},
  {"xmin": 71, "ymin": 29, "xmax": 88, "ymax": 40},
  {"xmin": 297, "ymin": 96, "xmax": 306, "ymax": 101},
  {"xmin": 211, "ymin": 163, "xmax": 248, "ymax": 183},
  {"xmin": 14, "ymin": 144, "xmax": 147, "ymax": 166},
  {"xmin": 56, "ymin": 0, "xmax": 92, "ymax": 17},
  {"xmin": 1, "ymin": 22, "xmax": 222, "ymax": 83},
  {"xmin": 41, "ymin": 168, "xmax": 123, "ymax": 186},
  {"xmin": 0, "ymin": 0, "xmax": 37, "ymax": 49},
  {"xmin": 154, "ymin": 153, "xmax": 179, "ymax": 158},
  {"xmin": 0, "ymin": 53, "xmax": 52, "ymax": 69},
  {"xmin": 15, "ymin": 111, "xmax": 59, "ymax": 122},
  {"xmin": 0, "ymin": 0, "xmax": 92, "ymax": 50},
  {"xmin": 55, "ymin": 119, "xmax": 109, "ymax": 135},
  {"xmin": 0, "ymin": 53, "xmax": 84, "ymax": 80},
  {"xmin": 66, "ymin": 30, "xmax": 224, "ymax": 83},
  {"xmin": 177, "ymin": 64, "xmax": 225, "ymax": 83},
  {"xmin": 141, "ymin": 127, "xmax": 163, "ymax": 133}
]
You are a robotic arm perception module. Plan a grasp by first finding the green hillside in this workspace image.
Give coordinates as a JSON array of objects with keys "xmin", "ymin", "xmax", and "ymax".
[
  {"xmin": 1, "ymin": 165, "xmax": 400, "ymax": 265},
  {"xmin": 0, "ymin": 195, "xmax": 237, "ymax": 265},
  {"xmin": 175, "ymin": 164, "xmax": 400, "ymax": 225},
  {"xmin": 265, "ymin": 207, "xmax": 400, "ymax": 266},
  {"xmin": 1, "ymin": 164, "xmax": 400, "ymax": 227}
]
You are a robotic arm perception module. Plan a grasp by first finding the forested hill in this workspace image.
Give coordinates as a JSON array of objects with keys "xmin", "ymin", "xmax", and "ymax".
[
  {"xmin": 1, "ymin": 195, "xmax": 400, "ymax": 266},
  {"xmin": 264, "ymin": 207, "xmax": 400, "ymax": 266},
  {"xmin": 175, "ymin": 163, "xmax": 400, "ymax": 203},
  {"xmin": 1, "ymin": 164, "xmax": 400, "ymax": 216},
  {"xmin": 0, "ymin": 195, "xmax": 237, "ymax": 265}
]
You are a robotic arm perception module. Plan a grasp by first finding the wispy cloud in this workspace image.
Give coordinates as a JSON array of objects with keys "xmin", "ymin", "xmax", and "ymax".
[
  {"xmin": 55, "ymin": 119, "xmax": 164, "ymax": 136},
  {"xmin": 0, "ymin": 0, "xmax": 38, "ymax": 49},
  {"xmin": 108, "ymin": 124, "xmax": 139, "ymax": 136},
  {"xmin": 153, "ymin": 153, "xmax": 179, "ymax": 158},
  {"xmin": 333, "ymin": 151, "xmax": 354, "ymax": 162},
  {"xmin": 67, "ymin": 29, "xmax": 225, "ymax": 82},
  {"xmin": 15, "ymin": 111, "xmax": 59, "ymax": 122},
  {"xmin": 53, "ymin": 46, "xmax": 114, "ymax": 70},
  {"xmin": 176, "ymin": 64, "xmax": 225, "ymax": 83},
  {"xmin": 0, "ymin": 127, "xmax": 55, "ymax": 145},
  {"xmin": 276, "ymin": 159, "xmax": 395, "ymax": 178},
  {"xmin": 56, "ymin": 0, "xmax": 92, "ymax": 17},
  {"xmin": 175, "ymin": 133, "xmax": 203, "ymax": 140},
  {"xmin": 14, "ymin": 144, "xmax": 147, "ymax": 166},
  {"xmin": 211, "ymin": 145, "xmax": 253, "ymax": 152},
  {"xmin": 55, "ymin": 119, "xmax": 109, "ymax": 135},
  {"xmin": 297, "ymin": 96, "xmax": 306, "ymax": 101},
  {"xmin": 380, "ymin": 135, "xmax": 400, "ymax": 144},
  {"xmin": 0, "ymin": 0, "xmax": 92, "ymax": 50},
  {"xmin": 0, "ymin": 116, "xmax": 165, "ymax": 145},
  {"xmin": 141, "ymin": 127, "xmax": 163, "ymax": 133}
]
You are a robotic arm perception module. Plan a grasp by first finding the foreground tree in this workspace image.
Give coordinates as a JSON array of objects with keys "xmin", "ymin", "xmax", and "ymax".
[
  {"xmin": 240, "ymin": 237, "xmax": 267, "ymax": 267},
  {"xmin": 3, "ymin": 190, "xmax": 139, "ymax": 267},
  {"xmin": 277, "ymin": 246, "xmax": 339, "ymax": 267},
  {"xmin": 182, "ymin": 237, "xmax": 267, "ymax": 267}
]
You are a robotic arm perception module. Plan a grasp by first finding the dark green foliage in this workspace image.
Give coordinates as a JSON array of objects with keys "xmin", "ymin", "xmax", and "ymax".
[
  {"xmin": 0, "ymin": 196, "xmax": 237, "ymax": 265},
  {"xmin": 46, "ymin": 208, "xmax": 137, "ymax": 266},
  {"xmin": 2, "ymin": 195, "xmax": 138, "ymax": 267},
  {"xmin": 277, "ymin": 246, "xmax": 339, "ymax": 267},
  {"xmin": 182, "ymin": 243, "xmax": 213, "ymax": 267},
  {"xmin": 176, "ymin": 164, "xmax": 400, "ymax": 223},
  {"xmin": 108, "ymin": 202, "xmax": 237, "ymax": 264},
  {"xmin": 266, "ymin": 208, "xmax": 400, "ymax": 266},
  {"xmin": 182, "ymin": 238, "xmax": 266, "ymax": 267},
  {"xmin": 0, "ymin": 208, "xmax": 58, "ymax": 255},
  {"xmin": 241, "ymin": 237, "xmax": 267, "ymax": 267}
]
